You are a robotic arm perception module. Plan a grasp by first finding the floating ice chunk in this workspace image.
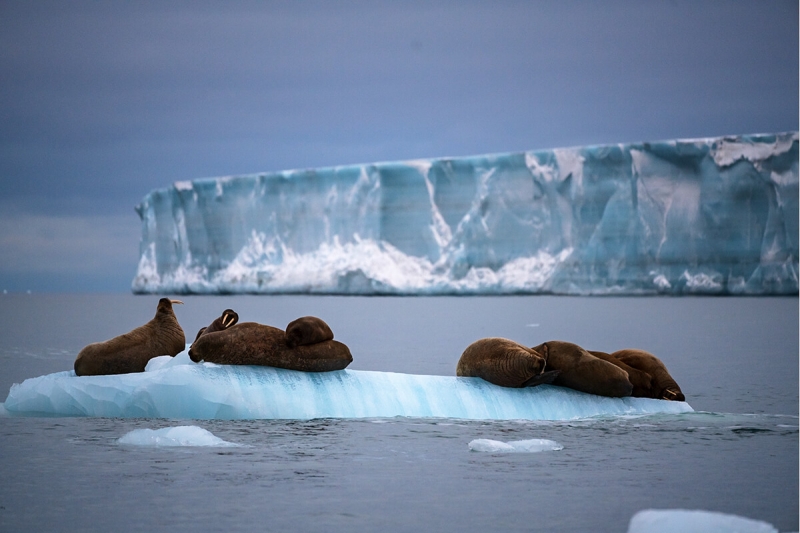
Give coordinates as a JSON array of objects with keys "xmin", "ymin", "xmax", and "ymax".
[
  {"xmin": 468, "ymin": 438, "xmax": 563, "ymax": 453},
  {"xmin": 118, "ymin": 426, "xmax": 241, "ymax": 447},
  {"xmin": 627, "ymin": 509, "xmax": 779, "ymax": 533},
  {"xmin": 3, "ymin": 365, "xmax": 694, "ymax": 421}
]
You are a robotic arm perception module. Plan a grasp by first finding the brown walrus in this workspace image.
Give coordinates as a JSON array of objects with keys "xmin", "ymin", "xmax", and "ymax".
[
  {"xmin": 456, "ymin": 337, "xmax": 558, "ymax": 388},
  {"xmin": 606, "ymin": 349, "xmax": 685, "ymax": 401},
  {"xmin": 194, "ymin": 309, "xmax": 239, "ymax": 342},
  {"xmin": 285, "ymin": 316, "xmax": 334, "ymax": 348},
  {"xmin": 457, "ymin": 338, "xmax": 684, "ymax": 401},
  {"xmin": 533, "ymin": 341, "xmax": 633, "ymax": 398},
  {"xmin": 74, "ymin": 298, "xmax": 185, "ymax": 376},
  {"xmin": 188, "ymin": 319, "xmax": 352, "ymax": 372}
]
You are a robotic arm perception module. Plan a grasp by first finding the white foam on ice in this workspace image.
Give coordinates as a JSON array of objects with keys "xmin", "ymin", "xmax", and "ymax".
[
  {"xmin": 468, "ymin": 438, "xmax": 563, "ymax": 453},
  {"xmin": 627, "ymin": 509, "xmax": 779, "ymax": 533},
  {"xmin": 118, "ymin": 426, "xmax": 241, "ymax": 447},
  {"xmin": 3, "ymin": 363, "xmax": 693, "ymax": 421}
]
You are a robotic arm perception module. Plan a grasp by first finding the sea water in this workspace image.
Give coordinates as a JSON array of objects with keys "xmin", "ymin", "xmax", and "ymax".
[{"xmin": 0, "ymin": 294, "xmax": 797, "ymax": 532}]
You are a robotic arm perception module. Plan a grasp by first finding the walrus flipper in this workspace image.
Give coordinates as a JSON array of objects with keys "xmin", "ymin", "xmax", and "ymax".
[{"xmin": 521, "ymin": 369, "xmax": 561, "ymax": 388}]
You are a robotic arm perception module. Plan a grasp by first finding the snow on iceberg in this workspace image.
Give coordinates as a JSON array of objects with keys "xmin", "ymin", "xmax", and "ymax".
[
  {"xmin": 468, "ymin": 438, "xmax": 563, "ymax": 453},
  {"xmin": 627, "ymin": 509, "xmax": 779, "ymax": 533},
  {"xmin": 133, "ymin": 132, "xmax": 798, "ymax": 295},
  {"xmin": 118, "ymin": 426, "xmax": 242, "ymax": 447},
  {"xmin": 3, "ymin": 355, "xmax": 692, "ymax": 420}
]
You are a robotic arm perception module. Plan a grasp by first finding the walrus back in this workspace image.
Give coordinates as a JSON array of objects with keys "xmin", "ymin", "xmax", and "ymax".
[
  {"xmin": 189, "ymin": 322, "xmax": 352, "ymax": 371},
  {"xmin": 457, "ymin": 338, "xmax": 546, "ymax": 388},
  {"xmin": 74, "ymin": 312, "xmax": 185, "ymax": 376},
  {"xmin": 538, "ymin": 341, "xmax": 633, "ymax": 398}
]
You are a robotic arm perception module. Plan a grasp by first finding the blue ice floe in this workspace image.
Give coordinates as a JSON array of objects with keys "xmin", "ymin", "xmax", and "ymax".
[{"xmin": 3, "ymin": 352, "xmax": 692, "ymax": 421}]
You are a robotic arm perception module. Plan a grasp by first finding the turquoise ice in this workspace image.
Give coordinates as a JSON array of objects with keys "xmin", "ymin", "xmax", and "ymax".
[
  {"xmin": 133, "ymin": 132, "xmax": 798, "ymax": 295},
  {"xmin": 3, "ymin": 353, "xmax": 692, "ymax": 421}
]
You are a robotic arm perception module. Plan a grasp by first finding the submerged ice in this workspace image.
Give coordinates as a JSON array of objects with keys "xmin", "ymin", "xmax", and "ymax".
[
  {"xmin": 468, "ymin": 438, "xmax": 563, "ymax": 453},
  {"xmin": 133, "ymin": 133, "xmax": 798, "ymax": 295},
  {"xmin": 3, "ymin": 352, "xmax": 692, "ymax": 421}
]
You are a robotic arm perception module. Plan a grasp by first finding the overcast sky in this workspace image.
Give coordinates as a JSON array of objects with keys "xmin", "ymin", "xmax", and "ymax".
[{"xmin": 0, "ymin": 0, "xmax": 797, "ymax": 292}]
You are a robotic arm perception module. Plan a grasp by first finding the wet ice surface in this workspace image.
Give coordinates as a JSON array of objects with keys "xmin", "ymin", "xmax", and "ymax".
[{"xmin": 0, "ymin": 294, "xmax": 797, "ymax": 532}]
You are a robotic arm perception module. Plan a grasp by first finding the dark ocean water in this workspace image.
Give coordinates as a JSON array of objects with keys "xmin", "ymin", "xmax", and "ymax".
[{"xmin": 0, "ymin": 294, "xmax": 797, "ymax": 532}]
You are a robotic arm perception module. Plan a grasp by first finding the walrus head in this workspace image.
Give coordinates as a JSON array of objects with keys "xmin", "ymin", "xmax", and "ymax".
[
  {"xmin": 157, "ymin": 298, "xmax": 184, "ymax": 313},
  {"xmin": 193, "ymin": 309, "xmax": 239, "ymax": 342}
]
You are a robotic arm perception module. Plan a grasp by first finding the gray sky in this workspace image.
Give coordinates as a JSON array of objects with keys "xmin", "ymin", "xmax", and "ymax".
[{"xmin": 0, "ymin": 0, "xmax": 797, "ymax": 292}]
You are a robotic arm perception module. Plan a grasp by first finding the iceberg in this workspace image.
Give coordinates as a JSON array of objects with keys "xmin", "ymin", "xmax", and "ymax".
[
  {"xmin": 133, "ymin": 132, "xmax": 798, "ymax": 295},
  {"xmin": 2, "ymin": 353, "xmax": 692, "ymax": 421}
]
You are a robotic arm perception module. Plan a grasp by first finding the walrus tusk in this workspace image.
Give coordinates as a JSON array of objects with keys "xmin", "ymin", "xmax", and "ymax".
[{"xmin": 170, "ymin": 300, "xmax": 184, "ymax": 305}]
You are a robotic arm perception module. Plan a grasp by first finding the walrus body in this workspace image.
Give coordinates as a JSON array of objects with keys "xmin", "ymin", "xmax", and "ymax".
[
  {"xmin": 456, "ymin": 338, "xmax": 556, "ymax": 388},
  {"xmin": 609, "ymin": 349, "xmax": 685, "ymax": 401},
  {"xmin": 457, "ymin": 337, "xmax": 684, "ymax": 401},
  {"xmin": 188, "ymin": 321, "xmax": 352, "ymax": 372},
  {"xmin": 285, "ymin": 316, "xmax": 334, "ymax": 348},
  {"xmin": 533, "ymin": 341, "xmax": 634, "ymax": 398},
  {"xmin": 194, "ymin": 309, "xmax": 239, "ymax": 342},
  {"xmin": 74, "ymin": 298, "xmax": 185, "ymax": 376},
  {"xmin": 588, "ymin": 350, "xmax": 654, "ymax": 397}
]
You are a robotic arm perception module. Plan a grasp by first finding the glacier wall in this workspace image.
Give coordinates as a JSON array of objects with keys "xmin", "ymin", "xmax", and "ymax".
[
  {"xmin": 3, "ymin": 354, "xmax": 692, "ymax": 420},
  {"xmin": 133, "ymin": 132, "xmax": 798, "ymax": 295}
]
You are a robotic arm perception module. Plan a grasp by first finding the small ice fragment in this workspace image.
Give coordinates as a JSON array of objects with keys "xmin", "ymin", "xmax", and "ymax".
[
  {"xmin": 627, "ymin": 509, "xmax": 778, "ymax": 533},
  {"xmin": 144, "ymin": 348, "xmax": 193, "ymax": 372},
  {"xmin": 118, "ymin": 426, "xmax": 241, "ymax": 447},
  {"xmin": 525, "ymin": 323, "xmax": 540, "ymax": 328},
  {"xmin": 468, "ymin": 438, "xmax": 563, "ymax": 453}
]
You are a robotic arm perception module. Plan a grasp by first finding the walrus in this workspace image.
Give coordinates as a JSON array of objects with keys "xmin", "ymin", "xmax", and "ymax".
[
  {"xmin": 74, "ymin": 298, "xmax": 185, "ymax": 376},
  {"xmin": 285, "ymin": 316, "xmax": 334, "ymax": 348},
  {"xmin": 194, "ymin": 309, "xmax": 239, "ymax": 342},
  {"xmin": 588, "ymin": 350, "xmax": 654, "ymax": 397},
  {"xmin": 188, "ymin": 319, "xmax": 352, "ymax": 372},
  {"xmin": 607, "ymin": 349, "xmax": 685, "ymax": 401},
  {"xmin": 533, "ymin": 341, "xmax": 634, "ymax": 398},
  {"xmin": 456, "ymin": 338, "xmax": 559, "ymax": 388}
]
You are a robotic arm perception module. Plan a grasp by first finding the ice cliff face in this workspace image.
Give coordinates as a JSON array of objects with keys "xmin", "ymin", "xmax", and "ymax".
[{"xmin": 133, "ymin": 132, "xmax": 798, "ymax": 295}]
